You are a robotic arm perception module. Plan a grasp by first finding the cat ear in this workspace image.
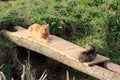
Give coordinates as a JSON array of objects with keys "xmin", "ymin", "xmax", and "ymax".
[
  {"xmin": 46, "ymin": 24, "xmax": 49, "ymax": 30},
  {"xmin": 46, "ymin": 24, "xmax": 49, "ymax": 26}
]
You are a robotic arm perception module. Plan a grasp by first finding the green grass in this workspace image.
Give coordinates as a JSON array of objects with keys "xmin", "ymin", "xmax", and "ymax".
[
  {"xmin": 0, "ymin": 0, "xmax": 120, "ymax": 79},
  {"xmin": 0, "ymin": 63, "xmax": 14, "ymax": 77}
]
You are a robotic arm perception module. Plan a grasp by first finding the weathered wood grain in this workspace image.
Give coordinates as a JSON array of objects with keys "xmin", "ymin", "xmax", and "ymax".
[{"xmin": 103, "ymin": 62, "xmax": 120, "ymax": 74}]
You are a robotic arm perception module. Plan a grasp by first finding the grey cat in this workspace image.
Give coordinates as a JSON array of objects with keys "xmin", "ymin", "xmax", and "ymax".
[{"xmin": 79, "ymin": 43, "xmax": 96, "ymax": 63}]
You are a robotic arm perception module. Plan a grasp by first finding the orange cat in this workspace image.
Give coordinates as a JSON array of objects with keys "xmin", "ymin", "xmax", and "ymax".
[{"xmin": 28, "ymin": 23, "xmax": 50, "ymax": 42}]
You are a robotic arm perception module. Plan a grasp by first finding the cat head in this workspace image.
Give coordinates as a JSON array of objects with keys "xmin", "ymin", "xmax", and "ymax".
[
  {"xmin": 39, "ymin": 24, "xmax": 49, "ymax": 34},
  {"xmin": 86, "ymin": 43, "xmax": 95, "ymax": 51}
]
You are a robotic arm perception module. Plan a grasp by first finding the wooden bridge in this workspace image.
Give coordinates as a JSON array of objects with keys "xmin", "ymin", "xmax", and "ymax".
[{"xmin": 1, "ymin": 26, "xmax": 120, "ymax": 80}]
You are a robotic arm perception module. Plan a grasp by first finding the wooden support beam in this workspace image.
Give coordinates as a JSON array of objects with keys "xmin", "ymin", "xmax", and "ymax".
[
  {"xmin": 103, "ymin": 62, "xmax": 120, "ymax": 74},
  {"xmin": 1, "ymin": 27, "xmax": 120, "ymax": 80}
]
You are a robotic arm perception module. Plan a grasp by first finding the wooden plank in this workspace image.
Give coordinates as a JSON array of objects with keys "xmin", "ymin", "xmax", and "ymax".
[
  {"xmin": 83, "ymin": 54, "xmax": 110, "ymax": 66},
  {"xmin": 50, "ymin": 42, "xmax": 74, "ymax": 50},
  {"xmin": 11, "ymin": 30, "xmax": 110, "ymax": 65},
  {"xmin": 14, "ymin": 26, "xmax": 26, "ymax": 31},
  {"xmin": 1, "ymin": 28, "xmax": 120, "ymax": 80},
  {"xmin": 1, "ymin": 27, "xmax": 112, "ymax": 66}
]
